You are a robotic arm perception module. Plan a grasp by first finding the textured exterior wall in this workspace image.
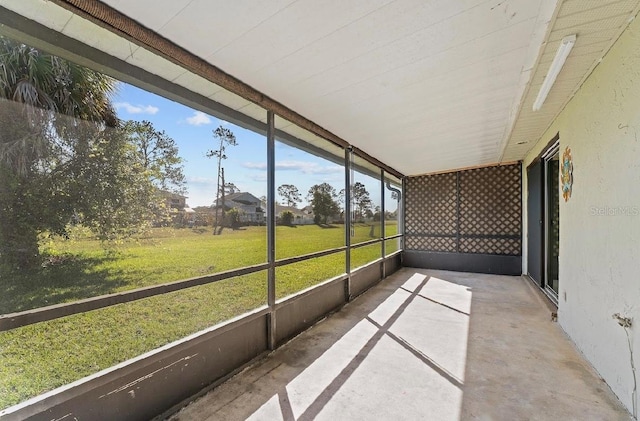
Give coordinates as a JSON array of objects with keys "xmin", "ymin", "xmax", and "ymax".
[{"xmin": 522, "ymin": 15, "xmax": 640, "ymax": 413}]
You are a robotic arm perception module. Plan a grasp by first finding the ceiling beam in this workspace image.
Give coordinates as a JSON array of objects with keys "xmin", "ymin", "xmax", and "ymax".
[{"xmin": 49, "ymin": 0, "xmax": 404, "ymax": 178}]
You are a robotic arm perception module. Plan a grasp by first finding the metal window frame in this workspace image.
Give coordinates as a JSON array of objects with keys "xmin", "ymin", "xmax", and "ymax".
[
  {"xmin": 542, "ymin": 139, "xmax": 560, "ymax": 304},
  {"xmin": 0, "ymin": 8, "xmax": 406, "ymax": 333}
]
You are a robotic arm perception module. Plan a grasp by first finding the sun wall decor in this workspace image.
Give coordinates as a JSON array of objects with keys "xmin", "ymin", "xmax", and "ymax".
[{"xmin": 560, "ymin": 146, "xmax": 573, "ymax": 202}]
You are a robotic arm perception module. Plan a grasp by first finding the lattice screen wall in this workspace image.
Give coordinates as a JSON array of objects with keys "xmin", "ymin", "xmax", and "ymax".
[{"xmin": 406, "ymin": 164, "xmax": 522, "ymax": 256}]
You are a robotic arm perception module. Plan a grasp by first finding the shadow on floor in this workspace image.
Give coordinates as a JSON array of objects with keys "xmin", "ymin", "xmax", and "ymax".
[{"xmin": 170, "ymin": 268, "xmax": 630, "ymax": 421}]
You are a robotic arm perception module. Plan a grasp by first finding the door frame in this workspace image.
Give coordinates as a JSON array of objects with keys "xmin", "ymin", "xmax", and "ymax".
[
  {"xmin": 526, "ymin": 133, "xmax": 560, "ymax": 305},
  {"xmin": 526, "ymin": 159, "xmax": 543, "ymax": 286},
  {"xmin": 541, "ymin": 139, "xmax": 560, "ymax": 302}
]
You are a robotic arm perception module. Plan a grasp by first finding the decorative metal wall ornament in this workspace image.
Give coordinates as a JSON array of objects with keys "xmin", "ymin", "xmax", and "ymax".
[{"xmin": 561, "ymin": 146, "xmax": 573, "ymax": 202}]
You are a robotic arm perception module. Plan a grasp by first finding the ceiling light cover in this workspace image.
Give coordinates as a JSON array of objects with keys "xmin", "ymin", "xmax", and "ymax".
[{"xmin": 533, "ymin": 34, "xmax": 577, "ymax": 112}]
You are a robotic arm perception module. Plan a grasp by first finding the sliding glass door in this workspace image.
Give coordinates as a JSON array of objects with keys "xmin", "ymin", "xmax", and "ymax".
[
  {"xmin": 527, "ymin": 137, "xmax": 560, "ymax": 303},
  {"xmin": 544, "ymin": 147, "xmax": 560, "ymax": 298}
]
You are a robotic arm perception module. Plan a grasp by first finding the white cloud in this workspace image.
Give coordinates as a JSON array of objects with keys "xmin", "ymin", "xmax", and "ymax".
[
  {"xmin": 315, "ymin": 174, "xmax": 343, "ymax": 184},
  {"xmin": 186, "ymin": 111, "xmax": 212, "ymax": 126},
  {"xmin": 242, "ymin": 161, "xmax": 342, "ymax": 175},
  {"xmin": 114, "ymin": 102, "xmax": 159, "ymax": 115},
  {"xmin": 250, "ymin": 172, "xmax": 268, "ymax": 182},
  {"xmin": 243, "ymin": 162, "xmax": 267, "ymax": 170},
  {"xmin": 186, "ymin": 176, "xmax": 216, "ymax": 186}
]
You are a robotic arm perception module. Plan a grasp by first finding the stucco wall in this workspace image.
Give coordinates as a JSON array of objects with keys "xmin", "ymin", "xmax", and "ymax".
[{"xmin": 522, "ymin": 16, "xmax": 640, "ymax": 413}]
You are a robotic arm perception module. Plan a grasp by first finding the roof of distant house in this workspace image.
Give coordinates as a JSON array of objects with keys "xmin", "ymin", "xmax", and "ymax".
[
  {"xmin": 214, "ymin": 192, "xmax": 262, "ymax": 207},
  {"xmin": 275, "ymin": 204, "xmax": 309, "ymax": 217}
]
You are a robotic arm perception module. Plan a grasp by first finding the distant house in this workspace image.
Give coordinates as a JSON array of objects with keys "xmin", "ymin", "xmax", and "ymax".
[
  {"xmin": 299, "ymin": 204, "xmax": 342, "ymax": 224},
  {"xmin": 163, "ymin": 191, "xmax": 187, "ymax": 210},
  {"xmin": 275, "ymin": 204, "xmax": 314, "ymax": 225},
  {"xmin": 264, "ymin": 203, "xmax": 343, "ymax": 225},
  {"xmin": 160, "ymin": 191, "xmax": 196, "ymax": 226},
  {"xmin": 214, "ymin": 192, "xmax": 265, "ymax": 224}
]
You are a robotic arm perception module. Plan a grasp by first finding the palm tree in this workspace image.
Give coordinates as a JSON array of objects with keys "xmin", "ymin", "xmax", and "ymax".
[
  {"xmin": 0, "ymin": 36, "xmax": 117, "ymax": 171},
  {"xmin": 0, "ymin": 35, "xmax": 118, "ymax": 267}
]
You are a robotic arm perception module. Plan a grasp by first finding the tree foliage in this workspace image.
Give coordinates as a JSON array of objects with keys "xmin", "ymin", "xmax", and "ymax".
[
  {"xmin": 0, "ymin": 38, "xmax": 117, "ymax": 133},
  {"xmin": 351, "ymin": 182, "xmax": 372, "ymax": 221},
  {"xmin": 61, "ymin": 123, "xmax": 158, "ymax": 241},
  {"xmin": 279, "ymin": 210, "xmax": 294, "ymax": 226},
  {"xmin": 206, "ymin": 125, "xmax": 237, "ymax": 234},
  {"xmin": 122, "ymin": 120, "xmax": 185, "ymax": 194},
  {"xmin": 225, "ymin": 207, "xmax": 242, "ymax": 228},
  {"xmin": 277, "ymin": 184, "xmax": 302, "ymax": 207},
  {"xmin": 307, "ymin": 183, "xmax": 340, "ymax": 225},
  {"xmin": 206, "ymin": 126, "xmax": 237, "ymax": 161},
  {"xmin": 0, "ymin": 37, "xmax": 167, "ymax": 267},
  {"xmin": 225, "ymin": 182, "xmax": 238, "ymax": 194},
  {"xmin": 372, "ymin": 206, "xmax": 381, "ymax": 221}
]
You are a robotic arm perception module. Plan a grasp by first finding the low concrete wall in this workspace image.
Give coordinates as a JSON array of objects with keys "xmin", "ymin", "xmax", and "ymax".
[
  {"xmin": 274, "ymin": 277, "xmax": 348, "ymax": 345},
  {"xmin": 403, "ymin": 250, "xmax": 521, "ymax": 276},
  {"xmin": 384, "ymin": 252, "xmax": 402, "ymax": 278},
  {"xmin": 3, "ymin": 256, "xmax": 402, "ymax": 420},
  {"xmin": 275, "ymin": 253, "xmax": 401, "ymax": 345},
  {"xmin": 351, "ymin": 260, "xmax": 384, "ymax": 297},
  {"xmin": 2, "ymin": 311, "xmax": 269, "ymax": 421}
]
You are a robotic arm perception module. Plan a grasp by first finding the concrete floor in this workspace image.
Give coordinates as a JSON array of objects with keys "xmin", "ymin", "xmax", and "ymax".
[{"xmin": 169, "ymin": 268, "xmax": 630, "ymax": 421}]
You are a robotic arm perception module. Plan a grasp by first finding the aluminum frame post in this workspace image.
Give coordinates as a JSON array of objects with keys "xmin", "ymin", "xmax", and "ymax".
[
  {"xmin": 344, "ymin": 147, "xmax": 352, "ymax": 300},
  {"xmin": 266, "ymin": 111, "xmax": 276, "ymax": 349},
  {"xmin": 381, "ymin": 169, "xmax": 386, "ymax": 278}
]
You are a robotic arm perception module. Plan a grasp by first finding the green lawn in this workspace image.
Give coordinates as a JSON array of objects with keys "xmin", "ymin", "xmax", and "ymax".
[{"xmin": 0, "ymin": 222, "xmax": 398, "ymax": 409}]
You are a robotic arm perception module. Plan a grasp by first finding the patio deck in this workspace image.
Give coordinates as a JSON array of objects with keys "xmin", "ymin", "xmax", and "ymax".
[{"xmin": 169, "ymin": 268, "xmax": 629, "ymax": 420}]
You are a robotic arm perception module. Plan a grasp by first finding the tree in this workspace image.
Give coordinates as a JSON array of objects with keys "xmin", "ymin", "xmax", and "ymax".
[
  {"xmin": 351, "ymin": 182, "xmax": 372, "ymax": 221},
  {"xmin": 277, "ymin": 184, "xmax": 302, "ymax": 207},
  {"xmin": 206, "ymin": 125, "xmax": 237, "ymax": 234},
  {"xmin": 226, "ymin": 182, "xmax": 238, "ymax": 194},
  {"xmin": 62, "ymin": 124, "xmax": 158, "ymax": 241},
  {"xmin": 225, "ymin": 207, "xmax": 242, "ymax": 229},
  {"xmin": 279, "ymin": 210, "xmax": 294, "ymax": 226},
  {"xmin": 373, "ymin": 205, "xmax": 382, "ymax": 222},
  {"xmin": 307, "ymin": 183, "xmax": 340, "ymax": 225},
  {"xmin": 122, "ymin": 120, "xmax": 185, "ymax": 194},
  {"xmin": 0, "ymin": 36, "xmax": 155, "ymax": 267}
]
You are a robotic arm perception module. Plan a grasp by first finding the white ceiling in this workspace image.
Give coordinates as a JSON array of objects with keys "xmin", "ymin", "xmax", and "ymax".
[
  {"xmin": 2, "ymin": 0, "xmax": 639, "ymax": 175},
  {"xmin": 101, "ymin": 0, "xmax": 555, "ymax": 175},
  {"xmin": 502, "ymin": 0, "xmax": 640, "ymax": 161}
]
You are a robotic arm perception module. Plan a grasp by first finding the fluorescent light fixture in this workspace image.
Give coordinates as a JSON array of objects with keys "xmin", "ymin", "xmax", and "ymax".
[{"xmin": 533, "ymin": 34, "xmax": 576, "ymax": 111}]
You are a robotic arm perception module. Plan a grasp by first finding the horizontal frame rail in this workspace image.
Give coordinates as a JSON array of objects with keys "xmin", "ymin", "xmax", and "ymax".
[
  {"xmin": 351, "ymin": 238, "xmax": 383, "ymax": 249},
  {"xmin": 0, "ymin": 263, "xmax": 269, "ymax": 332},
  {"xmin": 1, "ymin": 253, "xmax": 403, "ymax": 420},
  {"xmin": 406, "ymin": 233, "xmax": 520, "ymax": 239},
  {"xmin": 384, "ymin": 234, "xmax": 403, "ymax": 240},
  {"xmin": 274, "ymin": 274, "xmax": 349, "ymax": 307},
  {"xmin": 274, "ymin": 247, "xmax": 347, "ymax": 267},
  {"xmin": 0, "ymin": 7, "xmax": 406, "ymax": 335},
  {"xmin": 1, "ymin": 236, "xmax": 404, "ymax": 331}
]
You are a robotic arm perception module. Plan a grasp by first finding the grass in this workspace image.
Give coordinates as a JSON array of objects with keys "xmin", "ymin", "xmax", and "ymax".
[
  {"xmin": 276, "ymin": 253, "xmax": 346, "ymax": 298},
  {"xmin": 1, "ymin": 226, "xmax": 268, "ymax": 313},
  {"xmin": 0, "ymin": 273, "xmax": 266, "ymax": 408},
  {"xmin": 0, "ymin": 222, "xmax": 398, "ymax": 409}
]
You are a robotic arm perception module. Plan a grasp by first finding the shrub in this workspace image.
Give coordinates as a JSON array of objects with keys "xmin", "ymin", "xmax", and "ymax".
[
  {"xmin": 225, "ymin": 208, "xmax": 242, "ymax": 228},
  {"xmin": 280, "ymin": 210, "xmax": 294, "ymax": 226}
]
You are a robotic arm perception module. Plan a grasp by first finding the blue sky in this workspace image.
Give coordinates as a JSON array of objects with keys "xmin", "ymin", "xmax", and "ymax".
[{"xmin": 113, "ymin": 82, "xmax": 392, "ymax": 209}]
